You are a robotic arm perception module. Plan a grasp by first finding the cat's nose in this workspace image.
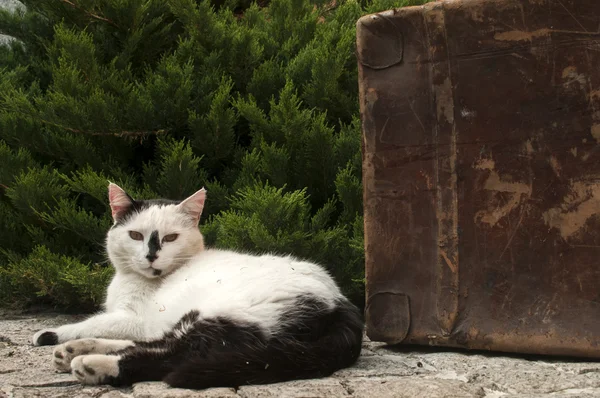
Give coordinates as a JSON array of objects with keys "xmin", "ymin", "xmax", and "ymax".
[{"xmin": 146, "ymin": 254, "xmax": 158, "ymax": 263}]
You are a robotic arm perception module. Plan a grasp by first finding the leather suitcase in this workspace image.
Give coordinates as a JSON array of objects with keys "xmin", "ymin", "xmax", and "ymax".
[{"xmin": 357, "ymin": 0, "xmax": 600, "ymax": 358}]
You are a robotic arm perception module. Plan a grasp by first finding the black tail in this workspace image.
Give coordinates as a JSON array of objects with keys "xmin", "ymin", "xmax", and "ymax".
[{"xmin": 113, "ymin": 296, "xmax": 363, "ymax": 389}]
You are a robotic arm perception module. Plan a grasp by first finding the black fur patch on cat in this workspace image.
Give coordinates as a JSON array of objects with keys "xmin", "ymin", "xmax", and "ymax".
[
  {"xmin": 146, "ymin": 230, "xmax": 160, "ymax": 261},
  {"xmin": 104, "ymin": 296, "xmax": 363, "ymax": 389},
  {"xmin": 113, "ymin": 199, "xmax": 180, "ymax": 227},
  {"xmin": 36, "ymin": 331, "xmax": 58, "ymax": 346}
]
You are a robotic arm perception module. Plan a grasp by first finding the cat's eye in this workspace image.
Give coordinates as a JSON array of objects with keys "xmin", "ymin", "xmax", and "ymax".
[
  {"xmin": 129, "ymin": 231, "xmax": 144, "ymax": 241},
  {"xmin": 163, "ymin": 233, "xmax": 179, "ymax": 243}
]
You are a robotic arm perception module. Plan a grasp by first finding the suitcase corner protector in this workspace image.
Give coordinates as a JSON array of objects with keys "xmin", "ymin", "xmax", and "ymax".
[
  {"xmin": 365, "ymin": 291, "xmax": 411, "ymax": 344},
  {"xmin": 356, "ymin": 12, "xmax": 404, "ymax": 70}
]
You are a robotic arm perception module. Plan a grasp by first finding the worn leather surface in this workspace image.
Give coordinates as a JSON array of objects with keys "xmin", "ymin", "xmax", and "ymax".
[{"xmin": 358, "ymin": 0, "xmax": 600, "ymax": 358}]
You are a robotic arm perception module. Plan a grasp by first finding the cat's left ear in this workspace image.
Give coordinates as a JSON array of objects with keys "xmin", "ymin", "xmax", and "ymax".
[{"xmin": 177, "ymin": 188, "xmax": 206, "ymax": 224}]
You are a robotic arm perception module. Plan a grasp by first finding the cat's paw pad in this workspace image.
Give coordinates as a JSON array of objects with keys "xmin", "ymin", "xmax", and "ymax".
[
  {"xmin": 53, "ymin": 339, "xmax": 97, "ymax": 372},
  {"xmin": 71, "ymin": 354, "xmax": 119, "ymax": 385},
  {"xmin": 32, "ymin": 329, "xmax": 58, "ymax": 346}
]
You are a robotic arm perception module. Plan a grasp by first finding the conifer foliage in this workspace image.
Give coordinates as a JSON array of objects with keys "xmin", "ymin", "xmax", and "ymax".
[{"xmin": 0, "ymin": 0, "xmax": 426, "ymax": 310}]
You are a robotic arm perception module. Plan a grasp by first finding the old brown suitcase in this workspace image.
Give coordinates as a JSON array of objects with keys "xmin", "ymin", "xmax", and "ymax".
[{"xmin": 358, "ymin": 0, "xmax": 600, "ymax": 358}]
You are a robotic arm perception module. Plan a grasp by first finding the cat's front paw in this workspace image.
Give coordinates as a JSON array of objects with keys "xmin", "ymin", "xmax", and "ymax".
[
  {"xmin": 53, "ymin": 339, "xmax": 96, "ymax": 372},
  {"xmin": 32, "ymin": 329, "xmax": 59, "ymax": 346},
  {"xmin": 71, "ymin": 354, "xmax": 120, "ymax": 385}
]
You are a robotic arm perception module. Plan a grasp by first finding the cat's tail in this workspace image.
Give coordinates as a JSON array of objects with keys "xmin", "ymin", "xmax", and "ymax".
[{"xmin": 162, "ymin": 296, "xmax": 364, "ymax": 389}]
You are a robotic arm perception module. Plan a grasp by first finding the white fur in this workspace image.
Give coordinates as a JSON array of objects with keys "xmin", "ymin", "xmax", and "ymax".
[
  {"xmin": 33, "ymin": 187, "xmax": 343, "ymax": 346},
  {"xmin": 106, "ymin": 206, "xmax": 205, "ymax": 280}
]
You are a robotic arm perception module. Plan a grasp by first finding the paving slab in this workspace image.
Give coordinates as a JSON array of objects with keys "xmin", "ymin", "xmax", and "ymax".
[{"xmin": 1, "ymin": 312, "xmax": 600, "ymax": 397}]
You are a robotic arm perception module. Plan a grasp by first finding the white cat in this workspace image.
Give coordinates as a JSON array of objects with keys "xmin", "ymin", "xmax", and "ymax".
[{"xmin": 32, "ymin": 183, "xmax": 363, "ymax": 389}]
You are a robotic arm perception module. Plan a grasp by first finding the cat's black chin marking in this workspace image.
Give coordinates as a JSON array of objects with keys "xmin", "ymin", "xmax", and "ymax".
[
  {"xmin": 102, "ymin": 295, "xmax": 363, "ymax": 389},
  {"xmin": 152, "ymin": 269, "xmax": 162, "ymax": 276}
]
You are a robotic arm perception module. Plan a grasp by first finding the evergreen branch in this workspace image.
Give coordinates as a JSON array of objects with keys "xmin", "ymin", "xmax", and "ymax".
[
  {"xmin": 40, "ymin": 118, "xmax": 168, "ymax": 138},
  {"xmin": 0, "ymin": 106, "xmax": 167, "ymax": 138},
  {"xmin": 59, "ymin": 0, "xmax": 121, "ymax": 29}
]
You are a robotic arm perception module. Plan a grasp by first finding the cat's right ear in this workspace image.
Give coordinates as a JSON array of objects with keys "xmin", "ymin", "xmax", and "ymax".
[
  {"xmin": 108, "ymin": 182, "xmax": 134, "ymax": 223},
  {"xmin": 177, "ymin": 188, "xmax": 206, "ymax": 224}
]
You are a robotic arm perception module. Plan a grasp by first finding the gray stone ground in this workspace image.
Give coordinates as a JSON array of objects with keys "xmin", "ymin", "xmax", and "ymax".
[{"xmin": 1, "ymin": 313, "xmax": 600, "ymax": 397}]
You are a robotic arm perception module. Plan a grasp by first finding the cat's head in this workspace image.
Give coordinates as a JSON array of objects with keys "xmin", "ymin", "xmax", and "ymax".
[{"xmin": 105, "ymin": 183, "xmax": 206, "ymax": 279}]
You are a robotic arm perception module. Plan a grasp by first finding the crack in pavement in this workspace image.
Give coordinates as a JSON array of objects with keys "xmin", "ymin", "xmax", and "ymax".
[
  {"xmin": 338, "ymin": 379, "xmax": 355, "ymax": 396},
  {"xmin": 18, "ymin": 381, "xmax": 82, "ymax": 388}
]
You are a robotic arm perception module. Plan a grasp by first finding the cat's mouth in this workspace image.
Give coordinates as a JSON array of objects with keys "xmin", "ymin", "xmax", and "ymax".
[{"xmin": 145, "ymin": 267, "xmax": 163, "ymax": 277}]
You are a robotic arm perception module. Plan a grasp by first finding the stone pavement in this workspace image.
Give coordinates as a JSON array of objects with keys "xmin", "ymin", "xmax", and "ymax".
[{"xmin": 1, "ymin": 312, "xmax": 600, "ymax": 398}]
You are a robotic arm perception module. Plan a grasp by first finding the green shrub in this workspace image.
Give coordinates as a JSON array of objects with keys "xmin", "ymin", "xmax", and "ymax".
[{"xmin": 0, "ymin": 0, "xmax": 429, "ymax": 310}]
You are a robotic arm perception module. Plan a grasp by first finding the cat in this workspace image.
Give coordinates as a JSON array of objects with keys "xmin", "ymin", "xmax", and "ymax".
[{"xmin": 32, "ymin": 183, "xmax": 363, "ymax": 389}]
